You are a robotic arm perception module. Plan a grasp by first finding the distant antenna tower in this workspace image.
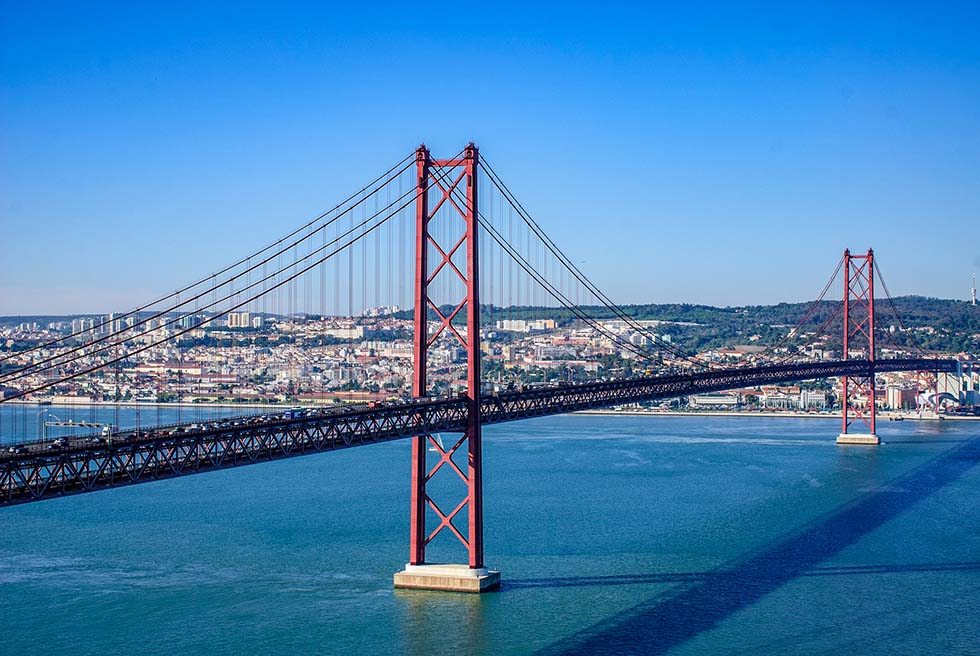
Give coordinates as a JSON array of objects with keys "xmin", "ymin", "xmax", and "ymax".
[{"xmin": 973, "ymin": 273, "xmax": 977, "ymax": 306}]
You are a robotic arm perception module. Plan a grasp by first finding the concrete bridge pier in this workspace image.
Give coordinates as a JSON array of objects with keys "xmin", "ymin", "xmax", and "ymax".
[
  {"xmin": 394, "ymin": 564, "xmax": 501, "ymax": 593},
  {"xmin": 837, "ymin": 432, "xmax": 880, "ymax": 445}
]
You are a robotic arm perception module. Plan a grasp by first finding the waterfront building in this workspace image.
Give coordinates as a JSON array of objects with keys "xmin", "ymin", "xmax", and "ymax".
[
  {"xmin": 689, "ymin": 393, "xmax": 740, "ymax": 408},
  {"xmin": 885, "ymin": 385, "xmax": 916, "ymax": 410},
  {"xmin": 800, "ymin": 390, "xmax": 827, "ymax": 409}
]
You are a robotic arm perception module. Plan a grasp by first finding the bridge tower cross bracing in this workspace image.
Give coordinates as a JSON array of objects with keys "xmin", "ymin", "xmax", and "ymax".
[
  {"xmin": 838, "ymin": 248, "xmax": 880, "ymax": 445},
  {"xmin": 394, "ymin": 143, "xmax": 500, "ymax": 592}
]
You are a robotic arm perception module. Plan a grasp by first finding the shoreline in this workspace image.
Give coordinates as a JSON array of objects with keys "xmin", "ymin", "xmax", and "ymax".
[
  {"xmin": 4, "ymin": 398, "xmax": 389, "ymax": 410},
  {"xmin": 4, "ymin": 400, "xmax": 294, "ymax": 410},
  {"xmin": 5, "ymin": 400, "xmax": 977, "ymax": 421},
  {"xmin": 573, "ymin": 409, "xmax": 980, "ymax": 421}
]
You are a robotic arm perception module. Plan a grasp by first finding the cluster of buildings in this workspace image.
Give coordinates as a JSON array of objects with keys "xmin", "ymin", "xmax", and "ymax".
[
  {"xmin": 687, "ymin": 369, "xmax": 979, "ymax": 413},
  {"xmin": 0, "ymin": 309, "xmax": 679, "ymax": 405},
  {"xmin": 689, "ymin": 387, "xmax": 829, "ymax": 410},
  {"xmin": 0, "ymin": 309, "xmax": 977, "ymax": 413},
  {"xmin": 680, "ymin": 363, "xmax": 978, "ymax": 414}
]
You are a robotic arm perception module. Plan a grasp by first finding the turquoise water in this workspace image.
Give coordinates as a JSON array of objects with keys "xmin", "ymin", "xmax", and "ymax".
[{"xmin": 2, "ymin": 414, "xmax": 979, "ymax": 655}]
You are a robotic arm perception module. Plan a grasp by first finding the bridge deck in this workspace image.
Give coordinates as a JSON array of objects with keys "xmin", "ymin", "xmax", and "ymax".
[{"xmin": 0, "ymin": 358, "xmax": 957, "ymax": 506}]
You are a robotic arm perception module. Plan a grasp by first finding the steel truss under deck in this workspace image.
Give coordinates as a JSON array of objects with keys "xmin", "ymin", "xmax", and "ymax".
[{"xmin": 0, "ymin": 357, "xmax": 957, "ymax": 506}]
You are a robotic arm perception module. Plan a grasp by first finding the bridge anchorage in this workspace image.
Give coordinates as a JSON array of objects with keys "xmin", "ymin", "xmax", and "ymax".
[{"xmin": 0, "ymin": 141, "xmax": 965, "ymax": 594}]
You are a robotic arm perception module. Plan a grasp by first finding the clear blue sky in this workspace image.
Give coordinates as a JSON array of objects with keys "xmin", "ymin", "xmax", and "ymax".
[{"xmin": 2, "ymin": 1, "xmax": 978, "ymax": 315}]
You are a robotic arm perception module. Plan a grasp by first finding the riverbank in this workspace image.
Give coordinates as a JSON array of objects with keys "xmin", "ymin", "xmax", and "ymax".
[
  {"xmin": 7, "ymin": 399, "xmax": 979, "ymax": 420},
  {"xmin": 5, "ymin": 400, "xmax": 303, "ymax": 410},
  {"xmin": 574, "ymin": 409, "xmax": 980, "ymax": 421}
]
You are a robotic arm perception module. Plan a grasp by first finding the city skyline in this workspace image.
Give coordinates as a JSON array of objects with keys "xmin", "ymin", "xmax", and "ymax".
[{"xmin": 2, "ymin": 2, "xmax": 979, "ymax": 314}]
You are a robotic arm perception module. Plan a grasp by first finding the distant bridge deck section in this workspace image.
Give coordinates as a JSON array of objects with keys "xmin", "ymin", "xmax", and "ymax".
[
  {"xmin": 482, "ymin": 357, "xmax": 957, "ymax": 421},
  {"xmin": 0, "ymin": 357, "xmax": 957, "ymax": 506}
]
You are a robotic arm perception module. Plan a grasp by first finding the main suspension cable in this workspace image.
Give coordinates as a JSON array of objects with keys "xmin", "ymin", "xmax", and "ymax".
[
  {"xmin": 873, "ymin": 256, "xmax": 929, "ymax": 356},
  {"xmin": 1, "ymin": 156, "xmax": 428, "ymax": 384},
  {"xmin": 0, "ymin": 151, "xmax": 416, "ymax": 363},
  {"xmin": 736, "ymin": 255, "xmax": 845, "ymax": 366},
  {"xmin": 480, "ymin": 158, "xmax": 708, "ymax": 368},
  {"xmin": 1, "ymin": 152, "xmax": 465, "ymax": 400},
  {"xmin": 478, "ymin": 217, "xmax": 673, "ymax": 365}
]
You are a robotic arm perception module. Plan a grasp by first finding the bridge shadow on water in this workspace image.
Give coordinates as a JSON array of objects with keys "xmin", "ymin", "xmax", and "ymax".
[
  {"xmin": 532, "ymin": 434, "xmax": 980, "ymax": 656},
  {"xmin": 508, "ymin": 561, "xmax": 980, "ymax": 590},
  {"xmin": 884, "ymin": 438, "xmax": 970, "ymax": 444}
]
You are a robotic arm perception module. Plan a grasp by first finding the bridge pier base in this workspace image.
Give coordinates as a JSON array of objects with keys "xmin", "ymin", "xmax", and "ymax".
[
  {"xmin": 394, "ymin": 564, "xmax": 501, "ymax": 593},
  {"xmin": 836, "ymin": 433, "xmax": 880, "ymax": 445}
]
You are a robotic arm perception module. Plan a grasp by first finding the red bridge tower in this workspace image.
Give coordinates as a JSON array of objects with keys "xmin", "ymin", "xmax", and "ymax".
[
  {"xmin": 837, "ymin": 248, "xmax": 879, "ymax": 445},
  {"xmin": 393, "ymin": 144, "xmax": 500, "ymax": 592}
]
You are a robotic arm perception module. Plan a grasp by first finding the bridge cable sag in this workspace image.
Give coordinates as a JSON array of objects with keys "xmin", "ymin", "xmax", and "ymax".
[
  {"xmin": 731, "ymin": 256, "xmax": 844, "ymax": 367},
  {"xmin": 480, "ymin": 158, "xmax": 708, "ymax": 368},
  {"xmin": 872, "ymin": 256, "xmax": 930, "ymax": 357},
  {"xmin": 482, "ymin": 160, "xmax": 848, "ymax": 371},
  {"xmin": 0, "ymin": 152, "xmax": 417, "ymax": 365},
  {"xmin": 436, "ymin": 159, "xmax": 700, "ymax": 368},
  {"xmin": 1, "ymin": 149, "xmax": 467, "ymax": 402},
  {"xmin": 0, "ymin": 155, "xmax": 431, "ymax": 385},
  {"xmin": 0, "ymin": 158, "xmax": 418, "ymax": 382},
  {"xmin": 483, "ymin": 157, "xmax": 860, "ymax": 374},
  {"xmin": 767, "ymin": 300, "xmax": 845, "ymax": 366},
  {"xmin": 478, "ymin": 159, "xmax": 711, "ymax": 370},
  {"xmin": 477, "ymin": 216, "xmax": 674, "ymax": 365}
]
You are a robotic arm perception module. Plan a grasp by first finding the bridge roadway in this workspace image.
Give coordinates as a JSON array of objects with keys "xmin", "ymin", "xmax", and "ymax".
[{"xmin": 0, "ymin": 357, "xmax": 957, "ymax": 506}]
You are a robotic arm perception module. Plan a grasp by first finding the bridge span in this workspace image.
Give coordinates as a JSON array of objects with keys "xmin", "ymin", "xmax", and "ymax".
[
  {"xmin": 0, "ymin": 357, "xmax": 956, "ymax": 507},
  {"xmin": 1, "ymin": 144, "xmax": 968, "ymax": 591}
]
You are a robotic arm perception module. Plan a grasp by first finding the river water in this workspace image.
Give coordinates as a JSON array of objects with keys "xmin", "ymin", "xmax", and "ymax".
[
  {"xmin": 0, "ymin": 403, "xmax": 265, "ymax": 444},
  {"xmin": 1, "ymin": 412, "xmax": 978, "ymax": 655}
]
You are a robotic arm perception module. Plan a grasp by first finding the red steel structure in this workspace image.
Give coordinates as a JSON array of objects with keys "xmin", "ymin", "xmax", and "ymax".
[
  {"xmin": 841, "ymin": 248, "xmax": 876, "ymax": 436},
  {"xmin": 409, "ymin": 143, "xmax": 485, "ymax": 569},
  {"xmin": 2, "ymin": 357, "xmax": 951, "ymax": 506}
]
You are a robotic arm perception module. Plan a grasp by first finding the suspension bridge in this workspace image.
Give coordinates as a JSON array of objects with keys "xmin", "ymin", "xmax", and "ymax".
[{"xmin": 0, "ymin": 143, "xmax": 962, "ymax": 592}]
